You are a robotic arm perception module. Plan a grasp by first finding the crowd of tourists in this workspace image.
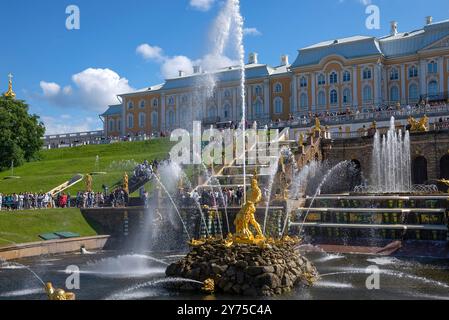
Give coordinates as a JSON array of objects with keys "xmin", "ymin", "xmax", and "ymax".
[{"xmin": 175, "ymin": 187, "xmax": 246, "ymax": 208}]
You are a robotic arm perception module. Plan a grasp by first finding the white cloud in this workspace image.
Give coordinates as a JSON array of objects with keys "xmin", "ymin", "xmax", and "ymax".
[
  {"xmin": 243, "ymin": 27, "xmax": 262, "ymax": 36},
  {"xmin": 161, "ymin": 56, "xmax": 194, "ymax": 78},
  {"xmin": 40, "ymin": 68, "xmax": 133, "ymax": 112},
  {"xmin": 136, "ymin": 44, "xmax": 164, "ymax": 61},
  {"xmin": 189, "ymin": 0, "xmax": 215, "ymax": 11},
  {"xmin": 40, "ymin": 81, "xmax": 61, "ymax": 97}
]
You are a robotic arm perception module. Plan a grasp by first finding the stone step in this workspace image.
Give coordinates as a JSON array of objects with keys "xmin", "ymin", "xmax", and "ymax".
[
  {"xmin": 290, "ymin": 222, "xmax": 448, "ymax": 231},
  {"xmin": 295, "ymin": 208, "xmax": 446, "ymax": 214}
]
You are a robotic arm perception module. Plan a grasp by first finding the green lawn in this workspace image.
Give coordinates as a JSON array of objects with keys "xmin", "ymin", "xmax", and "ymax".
[
  {"xmin": 0, "ymin": 208, "xmax": 98, "ymax": 247},
  {"xmin": 0, "ymin": 139, "xmax": 174, "ymax": 195}
]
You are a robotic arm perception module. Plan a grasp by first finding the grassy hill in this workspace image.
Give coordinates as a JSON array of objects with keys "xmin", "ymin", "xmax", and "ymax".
[
  {"xmin": 0, "ymin": 139, "xmax": 174, "ymax": 195},
  {"xmin": 0, "ymin": 209, "xmax": 98, "ymax": 246}
]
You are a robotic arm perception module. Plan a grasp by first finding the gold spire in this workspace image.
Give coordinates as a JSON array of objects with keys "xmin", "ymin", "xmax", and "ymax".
[{"xmin": 4, "ymin": 73, "xmax": 16, "ymax": 99}]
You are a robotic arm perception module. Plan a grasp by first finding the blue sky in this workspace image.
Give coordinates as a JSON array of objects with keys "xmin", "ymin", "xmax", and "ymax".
[{"xmin": 1, "ymin": 0, "xmax": 448, "ymax": 134}]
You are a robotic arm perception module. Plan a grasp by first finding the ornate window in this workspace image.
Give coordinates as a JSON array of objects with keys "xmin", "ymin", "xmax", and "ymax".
[
  {"xmin": 343, "ymin": 71, "xmax": 351, "ymax": 82},
  {"xmin": 254, "ymin": 100, "xmax": 263, "ymax": 115},
  {"xmin": 390, "ymin": 68, "xmax": 399, "ymax": 81},
  {"xmin": 152, "ymin": 98, "xmax": 158, "ymax": 108},
  {"xmin": 428, "ymin": 61, "xmax": 438, "ymax": 74},
  {"xmin": 224, "ymin": 89, "xmax": 231, "ymax": 98},
  {"xmin": 318, "ymin": 91, "xmax": 326, "ymax": 106},
  {"xmin": 343, "ymin": 88, "xmax": 351, "ymax": 104},
  {"xmin": 329, "ymin": 72, "xmax": 338, "ymax": 84},
  {"xmin": 317, "ymin": 74, "xmax": 326, "ymax": 86},
  {"xmin": 224, "ymin": 104, "xmax": 231, "ymax": 119},
  {"xmin": 127, "ymin": 114, "xmax": 134, "ymax": 129},
  {"xmin": 274, "ymin": 97, "xmax": 283, "ymax": 114},
  {"xmin": 108, "ymin": 119, "xmax": 114, "ymax": 132},
  {"xmin": 300, "ymin": 93, "xmax": 308, "ymax": 109},
  {"xmin": 168, "ymin": 110, "xmax": 176, "ymax": 126},
  {"xmin": 363, "ymin": 68, "xmax": 372, "ymax": 80},
  {"xmin": 139, "ymin": 100, "xmax": 146, "ymax": 109},
  {"xmin": 208, "ymin": 106, "xmax": 216, "ymax": 118},
  {"xmin": 409, "ymin": 83, "xmax": 419, "ymax": 101},
  {"xmin": 409, "ymin": 66, "xmax": 418, "ymax": 78},
  {"xmin": 363, "ymin": 85, "xmax": 372, "ymax": 102},
  {"xmin": 181, "ymin": 95, "xmax": 188, "ymax": 105},
  {"xmin": 168, "ymin": 96, "xmax": 175, "ymax": 106},
  {"xmin": 300, "ymin": 77, "xmax": 307, "ymax": 88},
  {"xmin": 274, "ymin": 83, "xmax": 283, "ymax": 93},
  {"xmin": 390, "ymin": 86, "xmax": 400, "ymax": 102},
  {"xmin": 151, "ymin": 111, "xmax": 158, "ymax": 128},
  {"xmin": 138, "ymin": 113, "xmax": 146, "ymax": 128},
  {"xmin": 428, "ymin": 80, "xmax": 439, "ymax": 97},
  {"xmin": 330, "ymin": 89, "xmax": 338, "ymax": 105},
  {"xmin": 254, "ymin": 86, "xmax": 262, "ymax": 96},
  {"xmin": 127, "ymin": 101, "xmax": 134, "ymax": 110}
]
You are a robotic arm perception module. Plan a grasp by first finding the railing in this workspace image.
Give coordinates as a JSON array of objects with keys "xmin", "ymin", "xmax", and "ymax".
[{"xmin": 269, "ymin": 104, "xmax": 449, "ymax": 130}]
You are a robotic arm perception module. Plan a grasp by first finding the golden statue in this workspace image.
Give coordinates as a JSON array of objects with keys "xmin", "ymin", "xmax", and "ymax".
[
  {"xmin": 298, "ymin": 133, "xmax": 304, "ymax": 148},
  {"xmin": 313, "ymin": 117, "xmax": 321, "ymax": 132},
  {"xmin": 45, "ymin": 282, "xmax": 76, "ymax": 300},
  {"xmin": 233, "ymin": 173, "xmax": 265, "ymax": 244},
  {"xmin": 408, "ymin": 116, "xmax": 429, "ymax": 132},
  {"xmin": 202, "ymin": 279, "xmax": 215, "ymax": 294},
  {"xmin": 371, "ymin": 121, "xmax": 377, "ymax": 130},
  {"xmin": 4, "ymin": 73, "xmax": 16, "ymax": 99},
  {"xmin": 85, "ymin": 174, "xmax": 93, "ymax": 192},
  {"xmin": 123, "ymin": 172, "xmax": 129, "ymax": 193},
  {"xmin": 438, "ymin": 179, "xmax": 449, "ymax": 193}
]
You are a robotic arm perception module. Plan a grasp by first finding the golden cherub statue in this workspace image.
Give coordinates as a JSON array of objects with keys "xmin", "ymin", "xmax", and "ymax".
[
  {"xmin": 85, "ymin": 174, "xmax": 93, "ymax": 192},
  {"xmin": 123, "ymin": 172, "xmax": 129, "ymax": 193},
  {"xmin": 202, "ymin": 279, "xmax": 215, "ymax": 294},
  {"xmin": 233, "ymin": 173, "xmax": 265, "ymax": 244},
  {"xmin": 298, "ymin": 133, "xmax": 304, "ymax": 148},
  {"xmin": 408, "ymin": 116, "xmax": 429, "ymax": 132},
  {"xmin": 313, "ymin": 117, "xmax": 321, "ymax": 132},
  {"xmin": 45, "ymin": 283, "xmax": 76, "ymax": 300}
]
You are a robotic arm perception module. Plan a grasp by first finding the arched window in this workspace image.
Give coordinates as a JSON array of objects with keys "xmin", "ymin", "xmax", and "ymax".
[
  {"xmin": 274, "ymin": 83, "xmax": 283, "ymax": 93},
  {"xmin": 254, "ymin": 86, "xmax": 262, "ymax": 96},
  {"xmin": 428, "ymin": 80, "xmax": 439, "ymax": 97},
  {"xmin": 168, "ymin": 96, "xmax": 175, "ymax": 106},
  {"xmin": 390, "ymin": 86, "xmax": 400, "ymax": 102},
  {"xmin": 300, "ymin": 93, "xmax": 308, "ymax": 109},
  {"xmin": 127, "ymin": 101, "xmax": 134, "ymax": 110},
  {"xmin": 224, "ymin": 90, "xmax": 231, "ymax": 98},
  {"xmin": 412, "ymin": 156, "xmax": 428, "ymax": 185},
  {"xmin": 127, "ymin": 114, "xmax": 134, "ymax": 129},
  {"xmin": 363, "ymin": 68, "xmax": 372, "ymax": 80},
  {"xmin": 151, "ymin": 111, "xmax": 158, "ymax": 129},
  {"xmin": 274, "ymin": 98, "xmax": 283, "ymax": 114},
  {"xmin": 390, "ymin": 68, "xmax": 399, "ymax": 81},
  {"xmin": 330, "ymin": 89, "xmax": 338, "ymax": 105},
  {"xmin": 152, "ymin": 98, "xmax": 158, "ymax": 108},
  {"xmin": 409, "ymin": 66, "xmax": 418, "ymax": 78},
  {"xmin": 343, "ymin": 71, "xmax": 351, "ymax": 82},
  {"xmin": 343, "ymin": 88, "xmax": 351, "ymax": 104},
  {"xmin": 181, "ymin": 95, "xmax": 188, "ymax": 105},
  {"xmin": 409, "ymin": 83, "xmax": 419, "ymax": 101},
  {"xmin": 180, "ymin": 107, "xmax": 188, "ymax": 122},
  {"xmin": 363, "ymin": 85, "xmax": 372, "ymax": 102},
  {"xmin": 108, "ymin": 119, "xmax": 114, "ymax": 132},
  {"xmin": 428, "ymin": 61, "xmax": 438, "ymax": 74},
  {"xmin": 300, "ymin": 77, "xmax": 307, "ymax": 88},
  {"xmin": 223, "ymin": 104, "xmax": 231, "ymax": 119},
  {"xmin": 139, "ymin": 100, "xmax": 146, "ymax": 109},
  {"xmin": 318, "ymin": 91, "xmax": 326, "ymax": 106},
  {"xmin": 254, "ymin": 100, "xmax": 263, "ymax": 115},
  {"xmin": 317, "ymin": 74, "xmax": 325, "ymax": 86},
  {"xmin": 168, "ymin": 110, "xmax": 175, "ymax": 126},
  {"xmin": 329, "ymin": 72, "xmax": 338, "ymax": 84},
  {"xmin": 138, "ymin": 113, "xmax": 146, "ymax": 128}
]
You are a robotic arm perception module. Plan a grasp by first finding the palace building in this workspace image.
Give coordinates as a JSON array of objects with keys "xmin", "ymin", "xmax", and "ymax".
[{"xmin": 101, "ymin": 17, "xmax": 449, "ymax": 138}]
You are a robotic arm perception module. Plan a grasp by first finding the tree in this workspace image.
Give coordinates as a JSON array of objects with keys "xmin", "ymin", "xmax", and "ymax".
[{"xmin": 0, "ymin": 96, "xmax": 45, "ymax": 171}]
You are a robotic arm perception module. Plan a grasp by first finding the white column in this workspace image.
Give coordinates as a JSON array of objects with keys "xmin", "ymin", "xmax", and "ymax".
[
  {"xmin": 401, "ymin": 65, "xmax": 406, "ymax": 104},
  {"xmin": 264, "ymin": 79, "xmax": 270, "ymax": 119},
  {"xmin": 439, "ymin": 57, "xmax": 444, "ymax": 94},
  {"xmin": 374, "ymin": 64, "xmax": 382, "ymax": 106},
  {"xmin": 352, "ymin": 67, "xmax": 358, "ymax": 107},
  {"xmin": 311, "ymin": 73, "xmax": 316, "ymax": 112},
  {"xmin": 292, "ymin": 74, "xmax": 298, "ymax": 113},
  {"xmin": 161, "ymin": 93, "xmax": 166, "ymax": 131},
  {"xmin": 419, "ymin": 60, "xmax": 427, "ymax": 96}
]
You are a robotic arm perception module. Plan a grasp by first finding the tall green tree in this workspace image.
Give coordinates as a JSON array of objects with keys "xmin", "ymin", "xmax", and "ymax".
[{"xmin": 0, "ymin": 96, "xmax": 45, "ymax": 171}]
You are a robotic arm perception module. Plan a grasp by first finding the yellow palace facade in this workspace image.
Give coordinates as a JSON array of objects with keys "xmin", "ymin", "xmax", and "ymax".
[{"xmin": 101, "ymin": 17, "xmax": 449, "ymax": 138}]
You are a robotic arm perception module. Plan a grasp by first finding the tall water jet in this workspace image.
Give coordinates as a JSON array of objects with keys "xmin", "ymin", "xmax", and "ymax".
[{"xmin": 371, "ymin": 117, "xmax": 411, "ymax": 193}]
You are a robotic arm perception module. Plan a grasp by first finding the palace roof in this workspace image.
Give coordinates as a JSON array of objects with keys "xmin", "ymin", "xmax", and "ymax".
[{"xmin": 101, "ymin": 104, "xmax": 122, "ymax": 117}]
